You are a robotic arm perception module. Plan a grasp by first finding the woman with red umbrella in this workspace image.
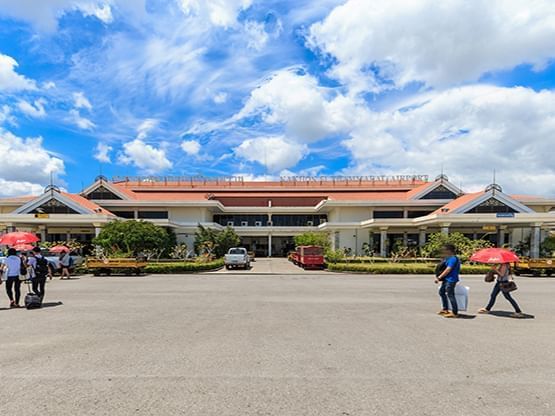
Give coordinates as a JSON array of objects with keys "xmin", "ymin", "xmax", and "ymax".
[{"xmin": 470, "ymin": 248, "xmax": 524, "ymax": 318}]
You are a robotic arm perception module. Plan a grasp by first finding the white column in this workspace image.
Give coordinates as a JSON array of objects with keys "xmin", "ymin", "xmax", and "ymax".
[
  {"xmin": 498, "ymin": 226, "xmax": 507, "ymax": 247},
  {"xmin": 418, "ymin": 228, "xmax": 427, "ymax": 248},
  {"xmin": 530, "ymin": 225, "xmax": 541, "ymax": 259},
  {"xmin": 94, "ymin": 226, "xmax": 101, "ymax": 237},
  {"xmin": 268, "ymin": 233, "xmax": 272, "ymax": 257},
  {"xmin": 440, "ymin": 224, "xmax": 450, "ymax": 236},
  {"xmin": 380, "ymin": 228, "xmax": 388, "ymax": 257}
]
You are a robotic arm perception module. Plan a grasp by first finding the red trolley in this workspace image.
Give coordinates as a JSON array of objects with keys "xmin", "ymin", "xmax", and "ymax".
[{"xmin": 291, "ymin": 245, "xmax": 325, "ymax": 269}]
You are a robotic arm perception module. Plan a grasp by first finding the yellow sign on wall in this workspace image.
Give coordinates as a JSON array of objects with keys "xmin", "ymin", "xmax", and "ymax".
[
  {"xmin": 482, "ymin": 225, "xmax": 497, "ymax": 232},
  {"xmin": 34, "ymin": 213, "xmax": 50, "ymax": 219}
]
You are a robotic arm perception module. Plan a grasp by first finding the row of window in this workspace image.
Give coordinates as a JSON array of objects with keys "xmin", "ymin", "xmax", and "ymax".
[
  {"xmin": 112, "ymin": 211, "xmax": 169, "ymax": 219},
  {"xmin": 213, "ymin": 215, "xmax": 328, "ymax": 227}
]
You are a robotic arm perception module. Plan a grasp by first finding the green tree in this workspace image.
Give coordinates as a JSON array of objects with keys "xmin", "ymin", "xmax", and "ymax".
[
  {"xmin": 293, "ymin": 231, "xmax": 331, "ymax": 250},
  {"xmin": 421, "ymin": 232, "xmax": 492, "ymax": 259},
  {"xmin": 541, "ymin": 236, "xmax": 555, "ymax": 257},
  {"xmin": 93, "ymin": 220, "xmax": 173, "ymax": 257},
  {"xmin": 194, "ymin": 225, "xmax": 241, "ymax": 258}
]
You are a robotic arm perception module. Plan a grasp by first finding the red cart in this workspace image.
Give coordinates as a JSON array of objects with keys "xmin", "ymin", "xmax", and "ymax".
[{"xmin": 291, "ymin": 245, "xmax": 325, "ymax": 269}]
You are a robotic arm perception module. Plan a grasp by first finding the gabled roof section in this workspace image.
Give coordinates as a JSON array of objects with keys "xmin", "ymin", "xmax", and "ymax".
[
  {"xmin": 433, "ymin": 189, "xmax": 534, "ymax": 215},
  {"xmin": 14, "ymin": 190, "xmax": 114, "ymax": 216},
  {"xmin": 407, "ymin": 179, "xmax": 461, "ymax": 200},
  {"xmin": 82, "ymin": 177, "xmax": 132, "ymax": 200}
]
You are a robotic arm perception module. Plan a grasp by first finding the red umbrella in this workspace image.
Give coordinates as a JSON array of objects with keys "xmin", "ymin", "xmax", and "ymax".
[
  {"xmin": 50, "ymin": 245, "xmax": 70, "ymax": 253},
  {"xmin": 470, "ymin": 248, "xmax": 519, "ymax": 264},
  {"xmin": 0, "ymin": 232, "xmax": 40, "ymax": 246},
  {"xmin": 12, "ymin": 243, "xmax": 35, "ymax": 252}
]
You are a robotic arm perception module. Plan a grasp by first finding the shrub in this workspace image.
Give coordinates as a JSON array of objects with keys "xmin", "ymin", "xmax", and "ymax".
[
  {"xmin": 421, "ymin": 232, "xmax": 493, "ymax": 259},
  {"xmin": 194, "ymin": 225, "xmax": 241, "ymax": 258},
  {"xmin": 294, "ymin": 231, "xmax": 331, "ymax": 250},
  {"xmin": 327, "ymin": 262, "xmax": 491, "ymax": 275},
  {"xmin": 145, "ymin": 259, "xmax": 224, "ymax": 274}
]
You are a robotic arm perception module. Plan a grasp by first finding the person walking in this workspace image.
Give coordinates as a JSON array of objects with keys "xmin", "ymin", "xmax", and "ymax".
[
  {"xmin": 478, "ymin": 263, "xmax": 524, "ymax": 318},
  {"xmin": 435, "ymin": 244, "xmax": 461, "ymax": 318},
  {"xmin": 1, "ymin": 248, "xmax": 24, "ymax": 308},
  {"xmin": 59, "ymin": 250, "xmax": 71, "ymax": 280},
  {"xmin": 28, "ymin": 247, "xmax": 49, "ymax": 300}
]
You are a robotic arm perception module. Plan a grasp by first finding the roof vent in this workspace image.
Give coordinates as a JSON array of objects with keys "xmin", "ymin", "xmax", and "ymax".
[
  {"xmin": 435, "ymin": 174, "xmax": 449, "ymax": 182},
  {"xmin": 485, "ymin": 183, "xmax": 503, "ymax": 193}
]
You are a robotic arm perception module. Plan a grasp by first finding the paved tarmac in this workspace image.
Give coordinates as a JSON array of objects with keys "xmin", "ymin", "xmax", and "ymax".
[
  {"xmin": 0, "ymin": 273, "xmax": 553, "ymax": 416},
  {"xmin": 213, "ymin": 257, "xmax": 324, "ymax": 274}
]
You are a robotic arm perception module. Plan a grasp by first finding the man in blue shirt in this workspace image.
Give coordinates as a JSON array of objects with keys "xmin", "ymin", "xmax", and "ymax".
[{"xmin": 435, "ymin": 244, "xmax": 461, "ymax": 318}]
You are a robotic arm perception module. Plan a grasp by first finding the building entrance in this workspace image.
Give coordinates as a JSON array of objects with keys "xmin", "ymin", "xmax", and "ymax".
[{"xmin": 240, "ymin": 236, "xmax": 296, "ymax": 257}]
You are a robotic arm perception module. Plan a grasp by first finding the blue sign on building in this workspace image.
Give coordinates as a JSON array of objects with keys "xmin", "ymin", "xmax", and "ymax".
[{"xmin": 496, "ymin": 212, "xmax": 515, "ymax": 218}]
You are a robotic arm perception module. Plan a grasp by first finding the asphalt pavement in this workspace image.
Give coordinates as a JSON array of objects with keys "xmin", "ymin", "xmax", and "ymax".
[{"xmin": 0, "ymin": 272, "xmax": 553, "ymax": 416}]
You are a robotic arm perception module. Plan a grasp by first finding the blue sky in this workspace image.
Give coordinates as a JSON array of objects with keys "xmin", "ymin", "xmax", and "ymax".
[{"xmin": 1, "ymin": 0, "xmax": 555, "ymax": 197}]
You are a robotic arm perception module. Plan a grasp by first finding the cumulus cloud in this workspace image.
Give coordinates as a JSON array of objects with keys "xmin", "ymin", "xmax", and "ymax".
[
  {"xmin": 0, "ymin": 129, "xmax": 65, "ymax": 196},
  {"xmin": 341, "ymin": 85, "xmax": 555, "ymax": 195},
  {"xmin": 94, "ymin": 142, "xmax": 113, "ymax": 163},
  {"xmin": 234, "ymin": 68, "xmax": 352, "ymax": 142},
  {"xmin": 234, "ymin": 136, "xmax": 307, "ymax": 172},
  {"xmin": 17, "ymin": 99, "xmax": 47, "ymax": 118},
  {"xmin": 0, "ymin": 53, "xmax": 36, "ymax": 92},
  {"xmin": 309, "ymin": 0, "xmax": 555, "ymax": 91},
  {"xmin": 181, "ymin": 140, "xmax": 201, "ymax": 156},
  {"xmin": 118, "ymin": 139, "xmax": 172, "ymax": 173}
]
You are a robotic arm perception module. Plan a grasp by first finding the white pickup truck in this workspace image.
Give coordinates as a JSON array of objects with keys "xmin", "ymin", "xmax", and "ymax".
[{"xmin": 224, "ymin": 247, "xmax": 250, "ymax": 270}]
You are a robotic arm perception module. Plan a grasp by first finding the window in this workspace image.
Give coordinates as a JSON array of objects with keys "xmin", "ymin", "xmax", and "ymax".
[
  {"xmin": 271, "ymin": 215, "xmax": 328, "ymax": 227},
  {"xmin": 373, "ymin": 211, "xmax": 404, "ymax": 219},
  {"xmin": 138, "ymin": 211, "xmax": 169, "ymax": 219},
  {"xmin": 112, "ymin": 211, "xmax": 135, "ymax": 219},
  {"xmin": 467, "ymin": 198, "xmax": 518, "ymax": 214},
  {"xmin": 407, "ymin": 210, "xmax": 433, "ymax": 218},
  {"xmin": 85, "ymin": 186, "xmax": 122, "ymax": 200},
  {"xmin": 213, "ymin": 215, "xmax": 269, "ymax": 227},
  {"xmin": 31, "ymin": 199, "xmax": 79, "ymax": 214},
  {"xmin": 420, "ymin": 185, "xmax": 457, "ymax": 200}
]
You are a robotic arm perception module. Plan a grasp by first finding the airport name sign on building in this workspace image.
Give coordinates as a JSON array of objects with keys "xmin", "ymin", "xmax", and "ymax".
[{"xmin": 0, "ymin": 174, "xmax": 553, "ymax": 258}]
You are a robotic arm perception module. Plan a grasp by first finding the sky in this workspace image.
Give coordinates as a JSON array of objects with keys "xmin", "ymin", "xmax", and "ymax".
[{"xmin": 1, "ymin": 0, "xmax": 555, "ymax": 197}]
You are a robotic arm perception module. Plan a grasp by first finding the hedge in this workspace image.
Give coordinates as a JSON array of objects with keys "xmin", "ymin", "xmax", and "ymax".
[
  {"xmin": 145, "ymin": 259, "xmax": 224, "ymax": 274},
  {"xmin": 327, "ymin": 262, "xmax": 491, "ymax": 275}
]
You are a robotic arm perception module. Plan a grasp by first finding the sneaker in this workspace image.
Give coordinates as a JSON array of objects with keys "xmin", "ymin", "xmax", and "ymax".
[
  {"xmin": 512, "ymin": 312, "xmax": 525, "ymax": 319},
  {"xmin": 477, "ymin": 308, "xmax": 490, "ymax": 314},
  {"xmin": 9, "ymin": 301, "xmax": 16, "ymax": 308},
  {"xmin": 437, "ymin": 309, "xmax": 449, "ymax": 315},
  {"xmin": 443, "ymin": 312, "xmax": 459, "ymax": 318}
]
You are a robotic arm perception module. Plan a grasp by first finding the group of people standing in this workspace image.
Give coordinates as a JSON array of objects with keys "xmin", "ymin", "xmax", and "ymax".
[
  {"xmin": 436, "ymin": 244, "xmax": 524, "ymax": 318},
  {"xmin": 0, "ymin": 247, "xmax": 51, "ymax": 308}
]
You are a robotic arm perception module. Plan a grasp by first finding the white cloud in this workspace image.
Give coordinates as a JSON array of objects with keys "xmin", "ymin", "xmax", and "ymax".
[
  {"xmin": 178, "ymin": 0, "xmax": 252, "ymax": 28},
  {"xmin": 94, "ymin": 142, "xmax": 113, "ymax": 163},
  {"xmin": 0, "ymin": 0, "xmax": 116, "ymax": 32},
  {"xmin": 0, "ymin": 105, "xmax": 14, "ymax": 125},
  {"xmin": 69, "ymin": 109, "xmax": 95, "ymax": 129},
  {"xmin": 235, "ymin": 68, "xmax": 351, "ymax": 142},
  {"xmin": 213, "ymin": 92, "xmax": 228, "ymax": 104},
  {"xmin": 0, "ymin": 129, "xmax": 65, "ymax": 197},
  {"xmin": 137, "ymin": 119, "xmax": 159, "ymax": 140},
  {"xmin": 341, "ymin": 85, "xmax": 555, "ymax": 195},
  {"xmin": 73, "ymin": 91, "xmax": 93, "ymax": 111},
  {"xmin": 17, "ymin": 99, "xmax": 47, "ymax": 118},
  {"xmin": 309, "ymin": 0, "xmax": 555, "ymax": 91},
  {"xmin": 0, "ymin": 53, "xmax": 36, "ymax": 92},
  {"xmin": 181, "ymin": 140, "xmax": 201, "ymax": 156},
  {"xmin": 118, "ymin": 139, "xmax": 172, "ymax": 173},
  {"xmin": 234, "ymin": 136, "xmax": 308, "ymax": 173}
]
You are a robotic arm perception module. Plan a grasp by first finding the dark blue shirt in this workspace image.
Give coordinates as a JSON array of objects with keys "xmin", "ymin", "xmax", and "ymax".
[{"xmin": 443, "ymin": 256, "xmax": 460, "ymax": 283}]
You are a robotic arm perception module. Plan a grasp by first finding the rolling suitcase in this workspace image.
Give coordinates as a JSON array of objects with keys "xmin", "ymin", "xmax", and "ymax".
[{"xmin": 24, "ymin": 281, "xmax": 42, "ymax": 309}]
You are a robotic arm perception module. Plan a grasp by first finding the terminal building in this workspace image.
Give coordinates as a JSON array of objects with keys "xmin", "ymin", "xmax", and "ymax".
[{"xmin": 0, "ymin": 175, "xmax": 554, "ymax": 257}]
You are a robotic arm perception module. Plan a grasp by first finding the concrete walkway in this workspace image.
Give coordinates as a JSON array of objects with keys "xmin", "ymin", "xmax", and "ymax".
[{"xmin": 212, "ymin": 257, "xmax": 326, "ymax": 274}]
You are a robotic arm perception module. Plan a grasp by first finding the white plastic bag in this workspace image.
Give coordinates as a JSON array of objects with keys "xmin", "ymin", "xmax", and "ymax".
[{"xmin": 438, "ymin": 284, "xmax": 469, "ymax": 312}]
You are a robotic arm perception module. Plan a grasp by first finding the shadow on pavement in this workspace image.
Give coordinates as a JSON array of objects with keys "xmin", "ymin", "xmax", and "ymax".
[
  {"xmin": 457, "ymin": 314, "xmax": 476, "ymax": 319},
  {"xmin": 41, "ymin": 301, "xmax": 64, "ymax": 309},
  {"xmin": 489, "ymin": 311, "xmax": 535, "ymax": 319}
]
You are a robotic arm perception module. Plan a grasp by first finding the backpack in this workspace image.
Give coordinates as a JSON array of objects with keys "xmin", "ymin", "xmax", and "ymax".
[
  {"xmin": 35, "ymin": 257, "xmax": 49, "ymax": 278},
  {"xmin": 19, "ymin": 258, "xmax": 27, "ymax": 276},
  {"xmin": 25, "ymin": 292, "xmax": 42, "ymax": 309}
]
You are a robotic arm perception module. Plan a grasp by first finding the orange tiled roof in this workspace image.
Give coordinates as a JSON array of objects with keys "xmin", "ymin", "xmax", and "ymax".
[
  {"xmin": 62, "ymin": 193, "xmax": 115, "ymax": 216},
  {"xmin": 431, "ymin": 192, "xmax": 484, "ymax": 215}
]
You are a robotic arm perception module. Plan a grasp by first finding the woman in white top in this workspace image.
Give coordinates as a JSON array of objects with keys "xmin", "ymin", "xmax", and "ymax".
[
  {"xmin": 1, "ymin": 248, "xmax": 23, "ymax": 308},
  {"xmin": 59, "ymin": 250, "xmax": 71, "ymax": 280},
  {"xmin": 478, "ymin": 263, "xmax": 524, "ymax": 318}
]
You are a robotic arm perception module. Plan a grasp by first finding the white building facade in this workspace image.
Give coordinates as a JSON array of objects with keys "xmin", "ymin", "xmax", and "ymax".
[{"xmin": 0, "ymin": 175, "xmax": 554, "ymax": 257}]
